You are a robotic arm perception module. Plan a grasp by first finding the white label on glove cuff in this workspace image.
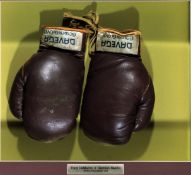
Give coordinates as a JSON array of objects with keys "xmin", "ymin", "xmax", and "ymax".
[
  {"xmin": 96, "ymin": 31, "xmax": 139, "ymax": 55},
  {"xmin": 40, "ymin": 28, "xmax": 83, "ymax": 51}
]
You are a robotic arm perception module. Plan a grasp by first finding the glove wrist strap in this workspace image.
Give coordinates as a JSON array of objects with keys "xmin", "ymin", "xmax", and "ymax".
[
  {"xmin": 96, "ymin": 28, "xmax": 141, "ymax": 56},
  {"xmin": 40, "ymin": 26, "xmax": 88, "ymax": 52}
]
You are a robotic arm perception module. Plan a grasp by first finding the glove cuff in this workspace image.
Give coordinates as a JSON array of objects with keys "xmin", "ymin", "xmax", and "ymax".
[
  {"xmin": 96, "ymin": 28, "xmax": 141, "ymax": 56},
  {"xmin": 40, "ymin": 26, "xmax": 89, "ymax": 52}
]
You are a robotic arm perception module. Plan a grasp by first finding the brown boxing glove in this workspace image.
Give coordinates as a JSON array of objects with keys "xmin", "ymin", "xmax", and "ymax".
[
  {"xmin": 80, "ymin": 28, "xmax": 155, "ymax": 144},
  {"xmin": 9, "ymin": 26, "xmax": 90, "ymax": 142}
]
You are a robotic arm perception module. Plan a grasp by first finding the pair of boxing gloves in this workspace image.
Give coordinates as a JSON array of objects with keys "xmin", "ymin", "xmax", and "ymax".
[{"xmin": 9, "ymin": 12, "xmax": 155, "ymax": 144}]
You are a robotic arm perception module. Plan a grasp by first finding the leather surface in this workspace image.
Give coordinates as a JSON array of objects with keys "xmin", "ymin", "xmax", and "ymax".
[
  {"xmin": 81, "ymin": 52, "xmax": 155, "ymax": 144},
  {"xmin": 9, "ymin": 49, "xmax": 85, "ymax": 142}
]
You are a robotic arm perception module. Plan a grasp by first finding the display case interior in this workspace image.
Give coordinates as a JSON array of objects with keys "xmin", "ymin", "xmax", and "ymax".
[{"xmin": 1, "ymin": 1, "xmax": 190, "ymax": 160}]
